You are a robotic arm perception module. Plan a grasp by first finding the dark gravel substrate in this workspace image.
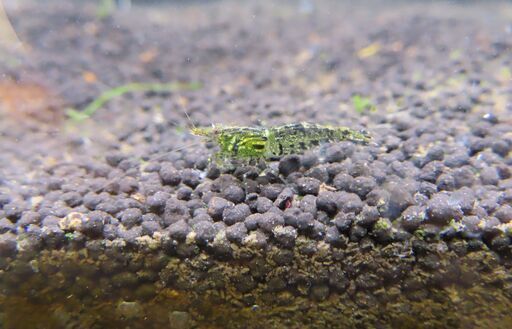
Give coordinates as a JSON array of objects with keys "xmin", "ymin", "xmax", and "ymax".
[{"xmin": 1, "ymin": 1, "xmax": 512, "ymax": 328}]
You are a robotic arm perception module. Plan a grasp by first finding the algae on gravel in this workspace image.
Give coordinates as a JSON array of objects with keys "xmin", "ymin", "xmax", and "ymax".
[{"xmin": 1, "ymin": 232, "xmax": 512, "ymax": 328}]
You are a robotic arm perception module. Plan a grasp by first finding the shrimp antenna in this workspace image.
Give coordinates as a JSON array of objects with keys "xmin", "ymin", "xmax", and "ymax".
[
  {"xmin": 182, "ymin": 107, "xmax": 197, "ymax": 130},
  {"xmin": 166, "ymin": 118, "xmax": 182, "ymax": 128},
  {"xmin": 148, "ymin": 140, "xmax": 203, "ymax": 162}
]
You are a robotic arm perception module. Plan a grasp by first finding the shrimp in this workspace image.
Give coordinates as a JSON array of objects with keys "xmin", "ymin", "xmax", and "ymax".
[{"xmin": 190, "ymin": 122, "xmax": 371, "ymax": 165}]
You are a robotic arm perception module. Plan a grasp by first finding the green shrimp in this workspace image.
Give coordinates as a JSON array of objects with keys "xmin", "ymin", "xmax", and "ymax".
[{"xmin": 191, "ymin": 122, "xmax": 370, "ymax": 164}]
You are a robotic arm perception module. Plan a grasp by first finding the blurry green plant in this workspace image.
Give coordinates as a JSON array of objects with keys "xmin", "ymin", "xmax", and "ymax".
[
  {"xmin": 174, "ymin": 125, "xmax": 187, "ymax": 134},
  {"xmin": 96, "ymin": 0, "xmax": 115, "ymax": 19},
  {"xmin": 499, "ymin": 66, "xmax": 511, "ymax": 81},
  {"xmin": 0, "ymin": 51, "xmax": 21, "ymax": 68},
  {"xmin": 66, "ymin": 81, "xmax": 202, "ymax": 122},
  {"xmin": 414, "ymin": 228, "xmax": 426, "ymax": 239},
  {"xmin": 65, "ymin": 232, "xmax": 75, "ymax": 241},
  {"xmin": 352, "ymin": 95, "xmax": 376, "ymax": 114},
  {"xmin": 449, "ymin": 49, "xmax": 462, "ymax": 61},
  {"xmin": 448, "ymin": 219, "xmax": 464, "ymax": 233}
]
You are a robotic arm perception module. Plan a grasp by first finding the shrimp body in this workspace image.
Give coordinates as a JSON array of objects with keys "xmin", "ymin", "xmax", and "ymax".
[{"xmin": 191, "ymin": 122, "xmax": 370, "ymax": 162}]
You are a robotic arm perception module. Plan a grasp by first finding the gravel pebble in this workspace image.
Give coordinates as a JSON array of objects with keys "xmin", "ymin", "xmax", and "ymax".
[
  {"xmin": 349, "ymin": 176, "xmax": 377, "ymax": 198},
  {"xmin": 418, "ymin": 182, "xmax": 437, "ymax": 197},
  {"xmin": 193, "ymin": 221, "xmax": 216, "ymax": 245},
  {"xmin": 497, "ymin": 165, "xmax": 511, "ymax": 180},
  {"xmin": 164, "ymin": 198, "xmax": 190, "ymax": 225},
  {"xmin": 424, "ymin": 145, "xmax": 445, "ymax": 164},
  {"xmin": 337, "ymin": 192, "xmax": 363, "ymax": 214},
  {"xmin": 188, "ymin": 211, "xmax": 211, "ymax": 225},
  {"xmin": 159, "ymin": 163, "xmax": 181, "ymax": 186},
  {"xmin": 298, "ymin": 195, "xmax": 318, "ymax": 216},
  {"xmin": 117, "ymin": 226, "xmax": 143, "ymax": 245},
  {"xmin": 436, "ymin": 173, "xmax": 456, "ymax": 191},
  {"xmin": 0, "ymin": 218, "xmax": 15, "ymax": 233},
  {"xmin": 16, "ymin": 211, "xmax": 41, "ymax": 228},
  {"xmin": 244, "ymin": 213, "xmax": 262, "ymax": 231},
  {"xmin": 245, "ymin": 193, "xmax": 259, "ymax": 212},
  {"xmin": 272, "ymin": 225, "xmax": 297, "ymax": 248},
  {"xmin": 0, "ymin": 194, "xmax": 12, "ymax": 207},
  {"xmin": 400, "ymin": 206, "xmax": 426, "ymax": 232},
  {"xmin": 41, "ymin": 225, "xmax": 65, "ymax": 248},
  {"xmin": 349, "ymin": 224, "xmax": 367, "ymax": 242},
  {"xmin": 296, "ymin": 177, "xmax": 321, "ymax": 196},
  {"xmin": 355, "ymin": 205, "xmax": 380, "ymax": 228},
  {"xmin": 95, "ymin": 201, "xmax": 121, "ymax": 215},
  {"xmin": 371, "ymin": 218, "xmax": 393, "ymax": 243},
  {"xmin": 325, "ymin": 142, "xmax": 354, "ymax": 162},
  {"xmin": 452, "ymin": 167, "xmax": 476, "ymax": 188},
  {"xmin": 103, "ymin": 224, "xmax": 118, "ymax": 240},
  {"xmin": 284, "ymin": 208, "xmax": 314, "ymax": 230},
  {"xmin": 449, "ymin": 187, "xmax": 475, "ymax": 214},
  {"xmin": 444, "ymin": 150, "xmax": 470, "ymax": 168},
  {"xmin": 222, "ymin": 203, "xmax": 251, "ymax": 226},
  {"xmin": 120, "ymin": 208, "xmax": 143, "ymax": 229},
  {"xmin": 256, "ymin": 197, "xmax": 274, "ymax": 213},
  {"xmin": 221, "ymin": 185, "xmax": 246, "ymax": 204},
  {"xmin": 316, "ymin": 192, "xmax": 338, "ymax": 216},
  {"xmin": 333, "ymin": 212, "xmax": 355, "ymax": 233},
  {"xmin": 278, "ymin": 155, "xmax": 301, "ymax": 177},
  {"xmin": 61, "ymin": 191, "xmax": 83, "ymax": 207},
  {"xmin": 225, "ymin": 222, "xmax": 248, "ymax": 244},
  {"xmin": 490, "ymin": 235, "xmax": 510, "ymax": 252},
  {"xmin": 168, "ymin": 220, "xmax": 191, "ymax": 242},
  {"xmin": 419, "ymin": 161, "xmax": 445, "ymax": 183},
  {"xmin": 300, "ymin": 151, "xmax": 319, "ymax": 170},
  {"xmin": 105, "ymin": 153, "xmax": 126, "ymax": 167},
  {"xmin": 207, "ymin": 197, "xmax": 234, "ymax": 221},
  {"xmin": 3, "ymin": 202, "xmax": 24, "ymax": 222},
  {"xmin": 491, "ymin": 140, "xmax": 511, "ymax": 157},
  {"xmin": 325, "ymin": 225, "xmax": 345, "ymax": 247},
  {"xmin": 0, "ymin": 233, "xmax": 18, "ymax": 257},
  {"xmin": 258, "ymin": 212, "xmax": 285, "ymax": 233},
  {"xmin": 494, "ymin": 205, "xmax": 512, "ymax": 223},
  {"xmin": 480, "ymin": 217, "xmax": 501, "ymax": 237},
  {"xmin": 141, "ymin": 219, "xmax": 161, "ymax": 235},
  {"xmin": 274, "ymin": 187, "xmax": 294, "ymax": 210},
  {"xmin": 176, "ymin": 186, "xmax": 193, "ymax": 201},
  {"xmin": 333, "ymin": 173, "xmax": 354, "ymax": 191},
  {"xmin": 309, "ymin": 221, "xmax": 326, "ymax": 240},
  {"xmin": 349, "ymin": 160, "xmax": 371, "ymax": 177},
  {"xmin": 460, "ymin": 216, "xmax": 482, "ymax": 239},
  {"xmin": 83, "ymin": 192, "xmax": 104, "ymax": 210},
  {"xmin": 426, "ymin": 193, "xmax": 463, "ymax": 225},
  {"xmin": 305, "ymin": 166, "xmax": 329, "ymax": 183},
  {"xmin": 260, "ymin": 184, "xmax": 284, "ymax": 201},
  {"xmin": 42, "ymin": 215, "xmax": 60, "ymax": 227},
  {"xmin": 80, "ymin": 211, "xmax": 108, "ymax": 238},
  {"xmin": 119, "ymin": 176, "xmax": 139, "ymax": 194},
  {"xmin": 181, "ymin": 169, "xmax": 202, "ymax": 188},
  {"xmin": 381, "ymin": 182, "xmax": 413, "ymax": 219},
  {"xmin": 480, "ymin": 166, "xmax": 500, "ymax": 186},
  {"xmin": 146, "ymin": 191, "xmax": 170, "ymax": 214}
]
